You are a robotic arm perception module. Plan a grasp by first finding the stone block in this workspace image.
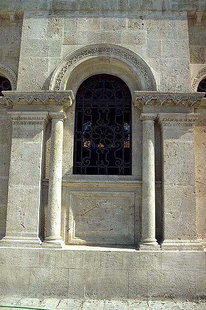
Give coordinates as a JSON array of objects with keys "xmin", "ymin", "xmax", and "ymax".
[
  {"xmin": 104, "ymin": 300, "xmax": 128, "ymax": 310},
  {"xmin": 100, "ymin": 18, "xmax": 126, "ymax": 31},
  {"xmin": 148, "ymin": 270, "xmax": 197, "ymax": 298},
  {"xmin": 162, "ymin": 252, "xmax": 205, "ymax": 271},
  {"xmin": 0, "ymin": 248, "xmax": 40, "ymax": 267},
  {"xmin": 0, "ymin": 266, "xmax": 30, "ymax": 296},
  {"xmin": 61, "ymin": 249, "xmax": 84, "ymax": 268},
  {"xmin": 128, "ymin": 270, "xmax": 148, "ymax": 298},
  {"xmin": 163, "ymin": 185, "xmax": 196, "ymax": 240},
  {"xmin": 190, "ymin": 46, "xmax": 205, "ymax": 64},
  {"xmin": 83, "ymin": 300, "xmax": 104, "ymax": 310},
  {"xmin": 6, "ymin": 185, "xmax": 42, "ymax": 237},
  {"xmin": 77, "ymin": 18, "xmax": 100, "ymax": 32},
  {"xmin": 121, "ymin": 31, "xmax": 146, "ymax": 45},
  {"xmin": 196, "ymin": 272, "xmax": 206, "ymax": 297},
  {"xmin": 68, "ymin": 268, "xmax": 128, "ymax": 299},
  {"xmin": 100, "ymin": 252, "xmax": 123, "ymax": 269},
  {"xmin": 68, "ymin": 191, "xmax": 135, "ymax": 245},
  {"xmin": 39, "ymin": 249, "xmax": 62, "ymax": 268},
  {"xmin": 83, "ymin": 251, "xmax": 101, "ymax": 269},
  {"xmin": 17, "ymin": 57, "xmax": 49, "ymax": 91},
  {"xmin": 57, "ymin": 299, "xmax": 82, "ymax": 309},
  {"xmin": 29, "ymin": 267, "xmax": 69, "ymax": 297}
]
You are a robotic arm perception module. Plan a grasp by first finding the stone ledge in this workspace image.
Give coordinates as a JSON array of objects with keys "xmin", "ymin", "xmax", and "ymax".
[{"xmin": 0, "ymin": 0, "xmax": 205, "ymax": 13}]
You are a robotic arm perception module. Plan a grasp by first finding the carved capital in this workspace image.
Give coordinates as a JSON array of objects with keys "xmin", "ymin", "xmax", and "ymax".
[
  {"xmin": 134, "ymin": 91, "xmax": 204, "ymax": 109},
  {"xmin": 140, "ymin": 113, "xmax": 157, "ymax": 121},
  {"xmin": 0, "ymin": 91, "xmax": 74, "ymax": 109},
  {"xmin": 158, "ymin": 113, "xmax": 198, "ymax": 127},
  {"xmin": 49, "ymin": 111, "xmax": 66, "ymax": 121}
]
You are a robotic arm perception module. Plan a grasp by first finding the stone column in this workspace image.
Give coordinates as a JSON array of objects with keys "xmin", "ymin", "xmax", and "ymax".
[
  {"xmin": 45, "ymin": 112, "xmax": 65, "ymax": 246},
  {"xmin": 140, "ymin": 114, "xmax": 159, "ymax": 249},
  {"xmin": 159, "ymin": 113, "xmax": 202, "ymax": 250},
  {"xmin": 2, "ymin": 111, "xmax": 48, "ymax": 245}
]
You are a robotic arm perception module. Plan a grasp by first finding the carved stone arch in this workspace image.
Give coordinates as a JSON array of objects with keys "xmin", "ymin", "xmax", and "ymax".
[
  {"xmin": 0, "ymin": 64, "xmax": 17, "ymax": 90},
  {"xmin": 49, "ymin": 44, "xmax": 157, "ymax": 92},
  {"xmin": 192, "ymin": 66, "xmax": 206, "ymax": 91}
]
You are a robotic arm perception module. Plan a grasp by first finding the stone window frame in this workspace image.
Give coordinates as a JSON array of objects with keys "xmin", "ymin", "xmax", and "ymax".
[{"xmin": 49, "ymin": 44, "xmax": 157, "ymax": 181}]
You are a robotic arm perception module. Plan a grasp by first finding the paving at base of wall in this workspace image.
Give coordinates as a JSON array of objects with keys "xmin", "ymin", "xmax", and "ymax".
[
  {"xmin": 0, "ymin": 247, "xmax": 205, "ymax": 301},
  {"xmin": 0, "ymin": 297, "xmax": 206, "ymax": 310}
]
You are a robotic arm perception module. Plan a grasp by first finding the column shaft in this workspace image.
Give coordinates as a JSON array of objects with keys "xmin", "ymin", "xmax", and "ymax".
[
  {"xmin": 45, "ymin": 112, "xmax": 65, "ymax": 245},
  {"xmin": 140, "ymin": 114, "xmax": 159, "ymax": 249}
]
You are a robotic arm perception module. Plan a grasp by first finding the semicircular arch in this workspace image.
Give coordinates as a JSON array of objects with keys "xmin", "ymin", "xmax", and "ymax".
[
  {"xmin": 49, "ymin": 44, "xmax": 157, "ymax": 92},
  {"xmin": 0, "ymin": 64, "xmax": 17, "ymax": 90}
]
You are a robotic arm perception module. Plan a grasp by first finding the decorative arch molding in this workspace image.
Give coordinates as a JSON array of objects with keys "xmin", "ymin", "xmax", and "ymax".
[
  {"xmin": 49, "ymin": 44, "xmax": 157, "ymax": 91},
  {"xmin": 0, "ymin": 64, "xmax": 17, "ymax": 90},
  {"xmin": 192, "ymin": 66, "xmax": 206, "ymax": 91}
]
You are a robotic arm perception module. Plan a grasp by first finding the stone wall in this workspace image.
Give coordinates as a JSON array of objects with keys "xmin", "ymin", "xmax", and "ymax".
[
  {"xmin": 0, "ymin": 12, "xmax": 23, "ymax": 76},
  {"xmin": 0, "ymin": 248, "xmax": 205, "ymax": 299},
  {"xmin": 17, "ymin": 10, "xmax": 191, "ymax": 92}
]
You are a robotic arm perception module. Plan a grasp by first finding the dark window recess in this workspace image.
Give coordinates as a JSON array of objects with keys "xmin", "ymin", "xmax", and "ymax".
[
  {"xmin": 73, "ymin": 74, "xmax": 132, "ymax": 175},
  {"xmin": 0, "ymin": 76, "xmax": 11, "ymax": 96},
  {"xmin": 197, "ymin": 78, "xmax": 206, "ymax": 97}
]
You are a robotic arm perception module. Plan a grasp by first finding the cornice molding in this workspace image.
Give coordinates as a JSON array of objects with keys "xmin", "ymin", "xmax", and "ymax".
[
  {"xmin": 0, "ymin": 91, "xmax": 74, "ymax": 108},
  {"xmin": 134, "ymin": 91, "xmax": 204, "ymax": 109}
]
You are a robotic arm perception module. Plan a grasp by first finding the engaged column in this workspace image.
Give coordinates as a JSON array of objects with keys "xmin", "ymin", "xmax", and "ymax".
[
  {"xmin": 45, "ymin": 112, "xmax": 65, "ymax": 246},
  {"xmin": 140, "ymin": 113, "xmax": 159, "ymax": 249}
]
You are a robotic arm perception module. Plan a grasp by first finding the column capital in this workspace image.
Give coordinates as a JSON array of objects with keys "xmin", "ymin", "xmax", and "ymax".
[
  {"xmin": 140, "ymin": 113, "xmax": 157, "ymax": 121},
  {"xmin": 49, "ymin": 111, "xmax": 66, "ymax": 120},
  {"xmin": 8, "ymin": 111, "xmax": 48, "ymax": 124},
  {"xmin": 134, "ymin": 91, "xmax": 204, "ymax": 109},
  {"xmin": 158, "ymin": 113, "xmax": 198, "ymax": 126}
]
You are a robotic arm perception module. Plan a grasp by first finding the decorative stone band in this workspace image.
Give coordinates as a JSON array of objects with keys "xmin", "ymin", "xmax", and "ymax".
[
  {"xmin": 134, "ymin": 91, "xmax": 204, "ymax": 109},
  {"xmin": 0, "ymin": 91, "xmax": 74, "ymax": 108},
  {"xmin": 158, "ymin": 113, "xmax": 199, "ymax": 127},
  {"xmin": 140, "ymin": 113, "xmax": 157, "ymax": 121},
  {"xmin": 8, "ymin": 111, "xmax": 49, "ymax": 125}
]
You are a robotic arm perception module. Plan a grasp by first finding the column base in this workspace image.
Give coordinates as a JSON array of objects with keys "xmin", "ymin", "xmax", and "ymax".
[
  {"xmin": 0, "ymin": 236, "xmax": 42, "ymax": 247},
  {"xmin": 161, "ymin": 240, "xmax": 204, "ymax": 251},
  {"xmin": 43, "ymin": 238, "xmax": 65, "ymax": 248},
  {"xmin": 139, "ymin": 240, "xmax": 160, "ymax": 250}
]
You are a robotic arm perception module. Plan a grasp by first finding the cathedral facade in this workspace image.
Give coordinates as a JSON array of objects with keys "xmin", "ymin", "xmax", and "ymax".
[{"xmin": 0, "ymin": 0, "xmax": 205, "ymax": 301}]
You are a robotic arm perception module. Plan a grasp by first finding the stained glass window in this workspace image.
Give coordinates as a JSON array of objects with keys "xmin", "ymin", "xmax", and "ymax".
[
  {"xmin": 0, "ymin": 76, "xmax": 11, "ymax": 96},
  {"xmin": 73, "ymin": 74, "xmax": 132, "ymax": 175}
]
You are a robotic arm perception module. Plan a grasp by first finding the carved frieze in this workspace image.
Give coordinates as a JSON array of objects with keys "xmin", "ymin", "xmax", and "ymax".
[{"xmin": 134, "ymin": 91, "xmax": 204, "ymax": 109}]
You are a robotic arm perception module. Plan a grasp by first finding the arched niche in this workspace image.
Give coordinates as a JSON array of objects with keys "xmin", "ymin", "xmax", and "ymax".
[
  {"xmin": 49, "ymin": 44, "xmax": 157, "ymax": 94},
  {"xmin": 0, "ymin": 64, "xmax": 17, "ymax": 91},
  {"xmin": 192, "ymin": 66, "xmax": 206, "ymax": 92}
]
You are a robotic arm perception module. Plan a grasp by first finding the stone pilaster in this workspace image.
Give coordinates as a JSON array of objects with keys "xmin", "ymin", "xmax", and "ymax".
[
  {"xmin": 140, "ymin": 113, "xmax": 159, "ymax": 250},
  {"xmin": 2, "ymin": 111, "xmax": 48, "ymax": 245},
  {"xmin": 159, "ymin": 113, "xmax": 203, "ymax": 250},
  {"xmin": 44, "ymin": 112, "xmax": 65, "ymax": 247}
]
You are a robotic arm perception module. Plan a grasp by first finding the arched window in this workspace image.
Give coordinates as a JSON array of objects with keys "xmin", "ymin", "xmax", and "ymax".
[
  {"xmin": 197, "ymin": 78, "xmax": 206, "ymax": 97},
  {"xmin": 73, "ymin": 74, "xmax": 132, "ymax": 175},
  {"xmin": 0, "ymin": 76, "xmax": 11, "ymax": 96}
]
